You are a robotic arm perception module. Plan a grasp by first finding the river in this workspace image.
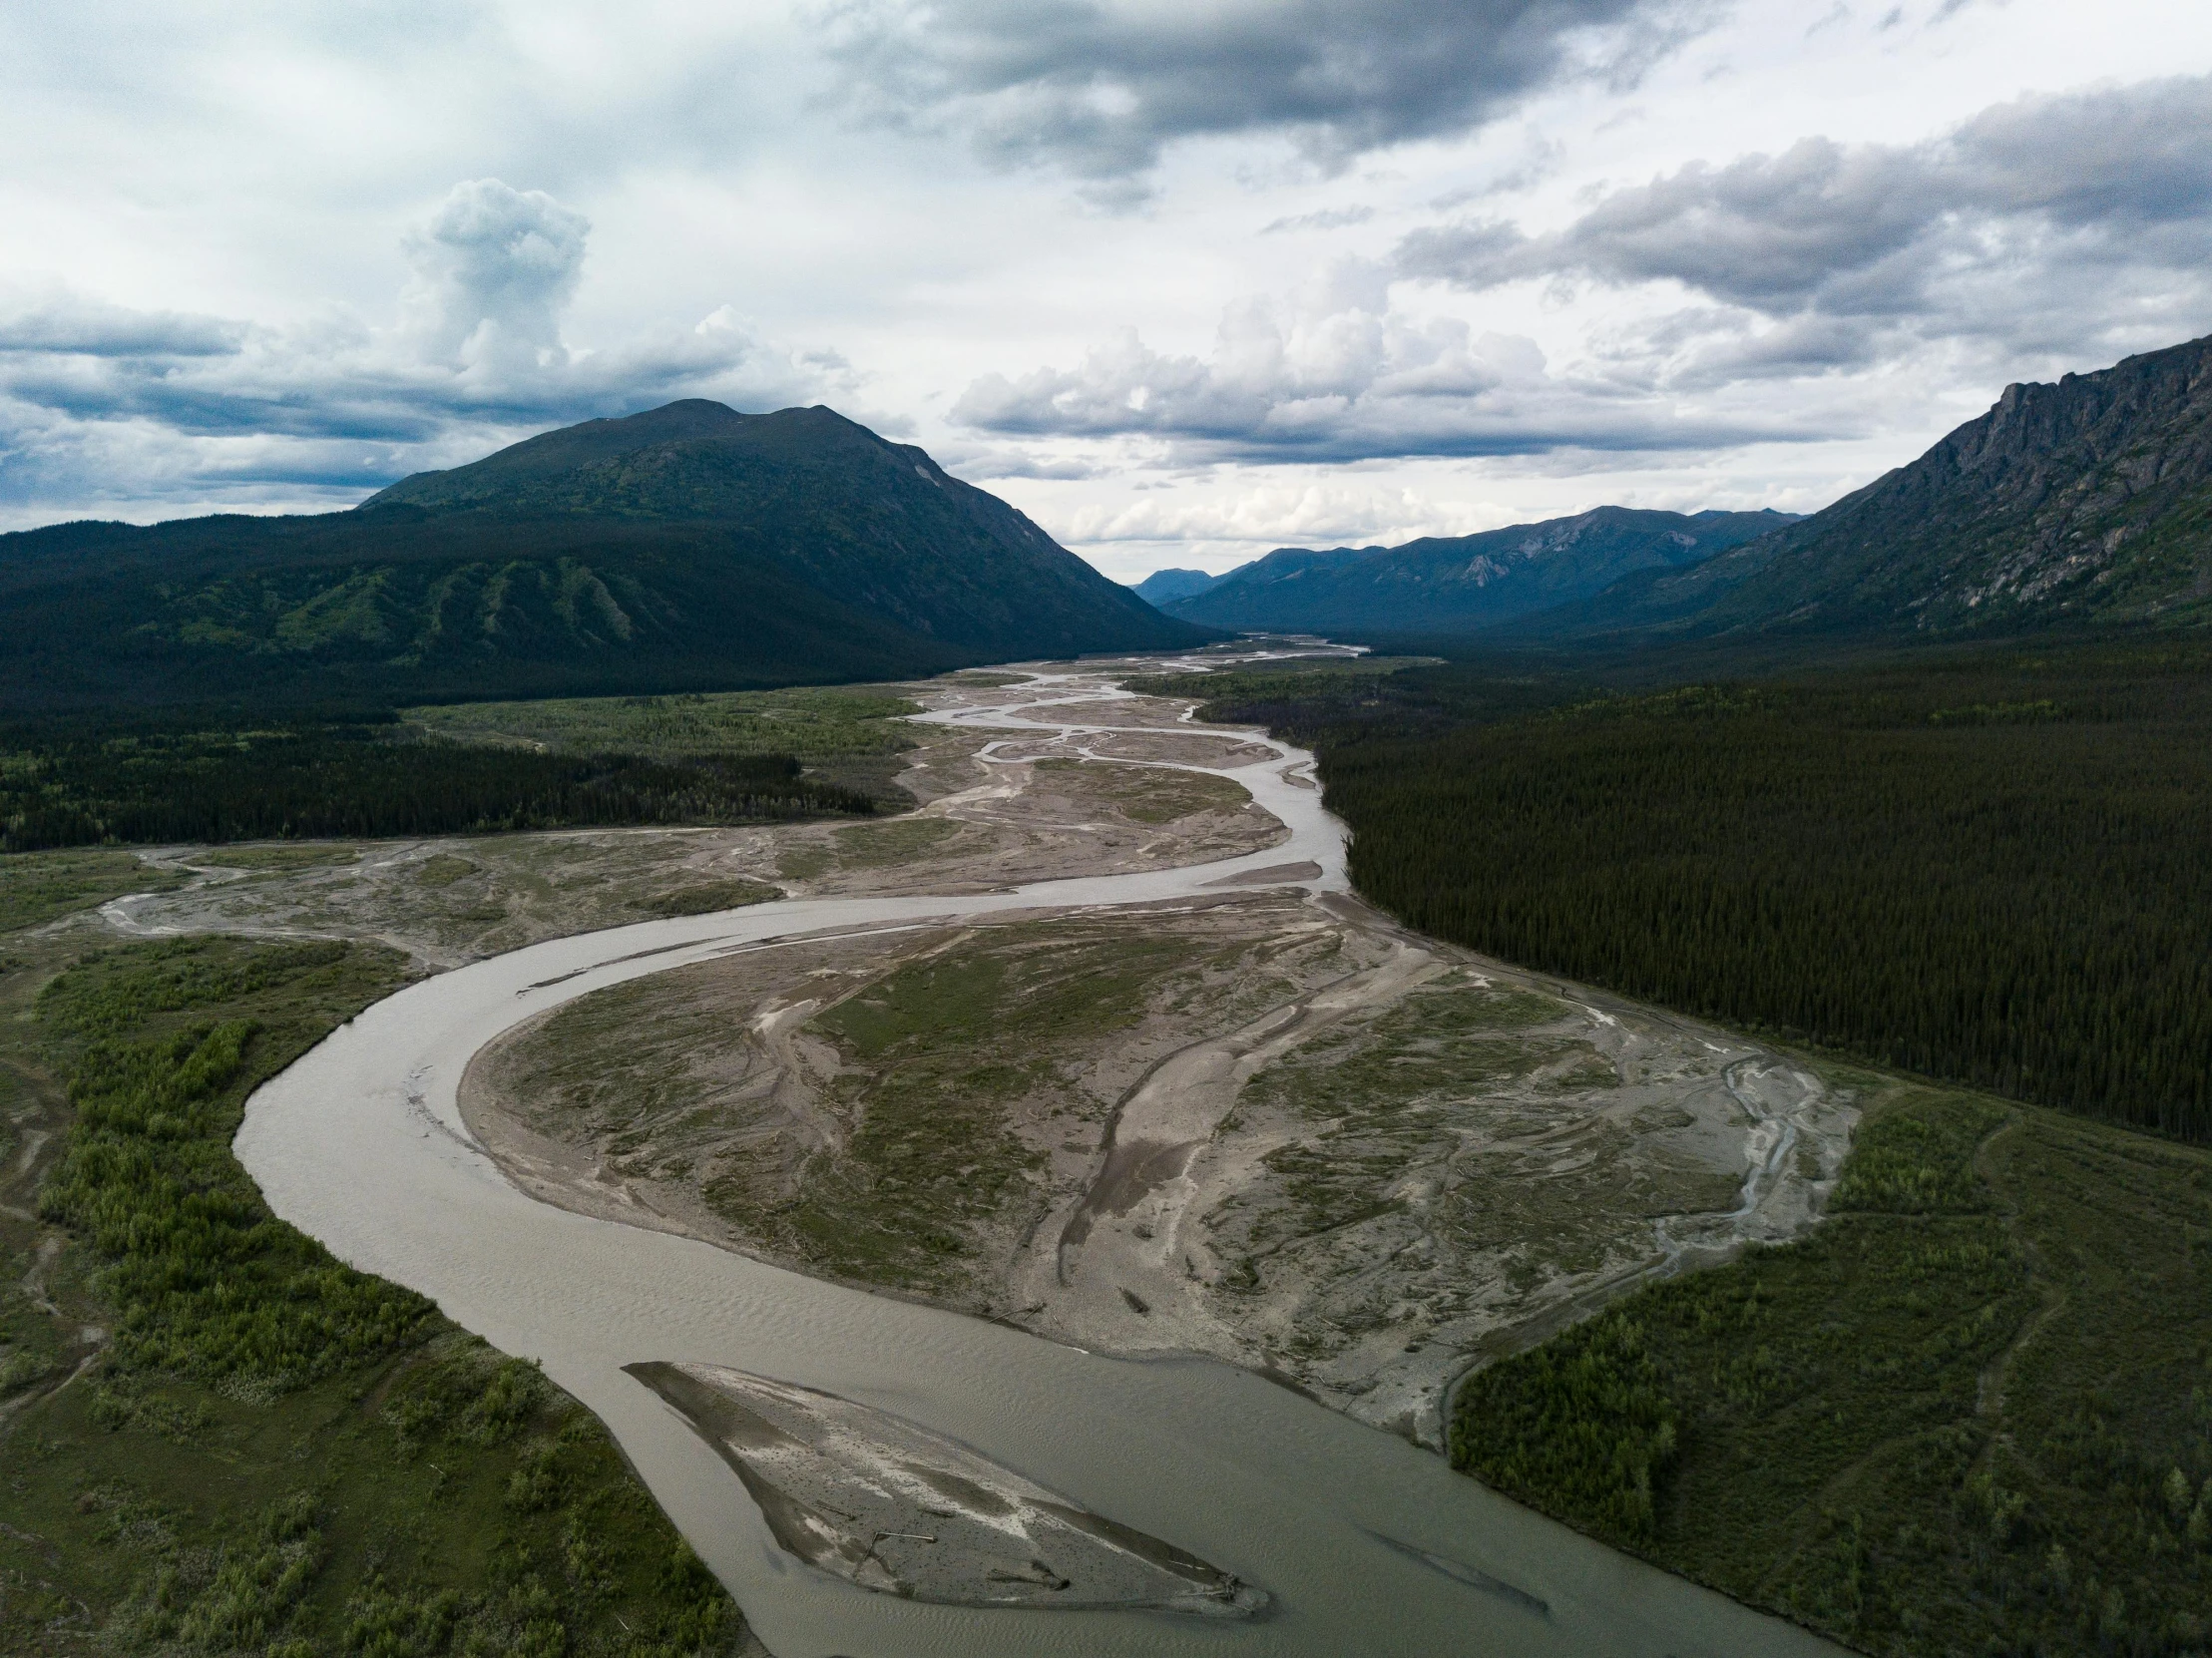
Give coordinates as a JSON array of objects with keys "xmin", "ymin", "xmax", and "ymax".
[{"xmin": 234, "ymin": 662, "xmax": 1842, "ymax": 1658}]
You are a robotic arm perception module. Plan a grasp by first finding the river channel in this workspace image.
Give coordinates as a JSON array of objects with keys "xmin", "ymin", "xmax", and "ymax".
[{"xmin": 234, "ymin": 664, "xmax": 1843, "ymax": 1658}]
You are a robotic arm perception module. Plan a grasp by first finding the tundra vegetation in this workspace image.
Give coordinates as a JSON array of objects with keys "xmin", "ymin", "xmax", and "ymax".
[
  {"xmin": 0, "ymin": 849, "xmax": 189, "ymax": 934},
  {"xmin": 2, "ymin": 674, "xmax": 933, "ymax": 857},
  {"xmin": 40, "ymin": 836, "xmax": 793, "ymax": 972},
  {"xmin": 404, "ymin": 685, "xmax": 928, "ymax": 803},
  {"xmin": 403, "ymin": 686, "xmax": 923, "ymax": 766},
  {"xmin": 1029, "ymin": 757, "xmax": 1249, "ymax": 824},
  {"xmin": 470, "ymin": 912, "xmax": 1238, "ymax": 1297},
  {"xmin": 0, "ymin": 931, "xmax": 748, "ymax": 1655}
]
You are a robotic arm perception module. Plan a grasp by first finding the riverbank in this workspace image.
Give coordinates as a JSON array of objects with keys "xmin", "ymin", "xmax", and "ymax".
[{"xmin": 0, "ymin": 932, "xmax": 756, "ymax": 1655}]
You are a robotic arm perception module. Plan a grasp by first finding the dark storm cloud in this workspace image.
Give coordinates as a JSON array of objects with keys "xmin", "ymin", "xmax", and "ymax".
[
  {"xmin": 814, "ymin": 0, "xmax": 1707, "ymax": 182},
  {"xmin": 1399, "ymin": 75, "xmax": 2212, "ymax": 322}
]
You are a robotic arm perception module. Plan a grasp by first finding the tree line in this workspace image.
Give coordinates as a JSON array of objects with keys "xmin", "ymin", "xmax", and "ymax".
[
  {"xmin": 1, "ymin": 720, "xmax": 877, "ymax": 852},
  {"xmin": 1185, "ymin": 638, "xmax": 2212, "ymax": 1142}
]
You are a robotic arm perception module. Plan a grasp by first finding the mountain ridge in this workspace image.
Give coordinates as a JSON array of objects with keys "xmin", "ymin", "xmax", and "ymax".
[
  {"xmin": 0, "ymin": 401, "xmax": 1209, "ymax": 714},
  {"xmin": 1535, "ymin": 333, "xmax": 2212, "ymax": 643},
  {"xmin": 1126, "ymin": 568, "xmax": 1224, "ymax": 606},
  {"xmin": 1159, "ymin": 506, "xmax": 1796, "ymax": 634}
]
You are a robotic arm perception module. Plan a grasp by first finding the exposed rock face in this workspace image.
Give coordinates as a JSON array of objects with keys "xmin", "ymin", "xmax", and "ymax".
[
  {"xmin": 1563, "ymin": 333, "xmax": 2212, "ymax": 639},
  {"xmin": 626, "ymin": 1361, "xmax": 1265, "ymax": 1615},
  {"xmin": 1159, "ymin": 507, "xmax": 1793, "ymax": 633}
]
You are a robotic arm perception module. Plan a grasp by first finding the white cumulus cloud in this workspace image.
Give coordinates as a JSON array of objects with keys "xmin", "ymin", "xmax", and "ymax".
[{"xmin": 0, "ymin": 179, "xmax": 850, "ymax": 519}]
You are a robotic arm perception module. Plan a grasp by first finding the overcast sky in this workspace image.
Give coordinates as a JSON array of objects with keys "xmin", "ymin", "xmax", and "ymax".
[{"xmin": 5, "ymin": 0, "xmax": 2210, "ymax": 578}]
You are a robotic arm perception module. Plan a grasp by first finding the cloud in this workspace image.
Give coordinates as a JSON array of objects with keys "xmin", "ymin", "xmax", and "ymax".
[
  {"xmin": 0, "ymin": 180, "xmax": 848, "ymax": 515},
  {"xmin": 401, "ymin": 179, "xmax": 592, "ymax": 372},
  {"xmin": 1058, "ymin": 481, "xmax": 1510, "ymax": 549},
  {"xmin": 951, "ymin": 259, "xmax": 1799, "ymax": 463},
  {"xmin": 1262, "ymin": 206, "xmax": 1377, "ymax": 234},
  {"xmin": 811, "ymin": 0, "xmax": 1707, "ymax": 185},
  {"xmin": 1397, "ymin": 75, "xmax": 2212, "ymax": 373},
  {"xmin": 0, "ymin": 291, "xmax": 243, "ymax": 358},
  {"xmin": 932, "ymin": 441, "xmax": 1113, "ymax": 481}
]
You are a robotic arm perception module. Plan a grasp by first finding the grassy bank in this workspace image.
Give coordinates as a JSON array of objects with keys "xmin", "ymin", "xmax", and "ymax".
[
  {"xmin": 0, "ymin": 933, "xmax": 748, "ymax": 1655},
  {"xmin": 404, "ymin": 685, "xmax": 923, "ymax": 765},
  {"xmin": 1452, "ymin": 1073, "xmax": 2212, "ymax": 1654},
  {"xmin": 0, "ymin": 849, "xmax": 188, "ymax": 934}
]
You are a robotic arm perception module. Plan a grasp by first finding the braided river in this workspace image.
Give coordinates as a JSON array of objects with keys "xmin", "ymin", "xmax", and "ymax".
[{"xmin": 235, "ymin": 663, "xmax": 1842, "ymax": 1658}]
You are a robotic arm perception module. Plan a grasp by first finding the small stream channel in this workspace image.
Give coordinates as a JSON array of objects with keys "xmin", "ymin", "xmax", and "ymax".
[{"xmin": 233, "ymin": 665, "xmax": 1843, "ymax": 1658}]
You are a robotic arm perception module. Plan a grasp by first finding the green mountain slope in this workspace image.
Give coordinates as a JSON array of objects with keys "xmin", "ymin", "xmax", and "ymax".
[
  {"xmin": 1161, "ymin": 507, "xmax": 1794, "ymax": 634},
  {"xmin": 0, "ymin": 401, "xmax": 1206, "ymax": 713},
  {"xmin": 1545, "ymin": 334, "xmax": 2212, "ymax": 643}
]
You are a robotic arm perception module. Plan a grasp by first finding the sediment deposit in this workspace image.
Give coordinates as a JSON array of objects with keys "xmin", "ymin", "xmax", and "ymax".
[{"xmin": 629, "ymin": 1361, "xmax": 1264, "ymax": 1614}]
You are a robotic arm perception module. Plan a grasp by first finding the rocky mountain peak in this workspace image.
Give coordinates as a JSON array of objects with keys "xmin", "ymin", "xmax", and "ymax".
[{"xmin": 1549, "ymin": 333, "xmax": 2212, "ymax": 641}]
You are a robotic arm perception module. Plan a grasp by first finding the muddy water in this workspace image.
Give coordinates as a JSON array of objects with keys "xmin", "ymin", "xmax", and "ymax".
[{"xmin": 235, "ymin": 666, "xmax": 1842, "ymax": 1658}]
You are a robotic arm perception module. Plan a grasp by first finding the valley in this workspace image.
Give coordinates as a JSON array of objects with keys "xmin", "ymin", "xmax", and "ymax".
[
  {"xmin": 3, "ymin": 636, "xmax": 2202, "ymax": 1658},
  {"xmin": 2, "ymin": 645, "xmax": 1860, "ymax": 1658},
  {"xmin": 9, "ymin": 15, "xmax": 2211, "ymax": 1656},
  {"xmin": 205, "ymin": 646, "xmax": 1848, "ymax": 1658}
]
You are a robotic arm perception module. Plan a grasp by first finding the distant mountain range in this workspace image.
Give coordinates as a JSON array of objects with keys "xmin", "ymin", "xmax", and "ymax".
[
  {"xmin": 0, "ymin": 401, "xmax": 1207, "ymax": 713},
  {"xmin": 1127, "ymin": 568, "xmax": 1225, "ymax": 606},
  {"xmin": 12, "ymin": 334, "xmax": 2209, "ymax": 719},
  {"xmin": 1134, "ymin": 333, "xmax": 2212, "ymax": 646},
  {"xmin": 1533, "ymin": 333, "xmax": 2212, "ymax": 643},
  {"xmin": 1145, "ymin": 508, "xmax": 1795, "ymax": 634}
]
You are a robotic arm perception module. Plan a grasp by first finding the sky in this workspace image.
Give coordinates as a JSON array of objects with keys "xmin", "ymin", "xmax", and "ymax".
[{"xmin": 4, "ymin": 1, "xmax": 2211, "ymax": 580}]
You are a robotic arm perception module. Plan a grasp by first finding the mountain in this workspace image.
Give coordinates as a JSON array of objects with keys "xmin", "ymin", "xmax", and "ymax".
[
  {"xmin": 1127, "ymin": 567, "xmax": 1226, "ymax": 606},
  {"xmin": 0, "ymin": 401, "xmax": 1208, "ymax": 714},
  {"xmin": 1546, "ymin": 334, "xmax": 2212, "ymax": 643},
  {"xmin": 1158, "ymin": 507, "xmax": 1796, "ymax": 634}
]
